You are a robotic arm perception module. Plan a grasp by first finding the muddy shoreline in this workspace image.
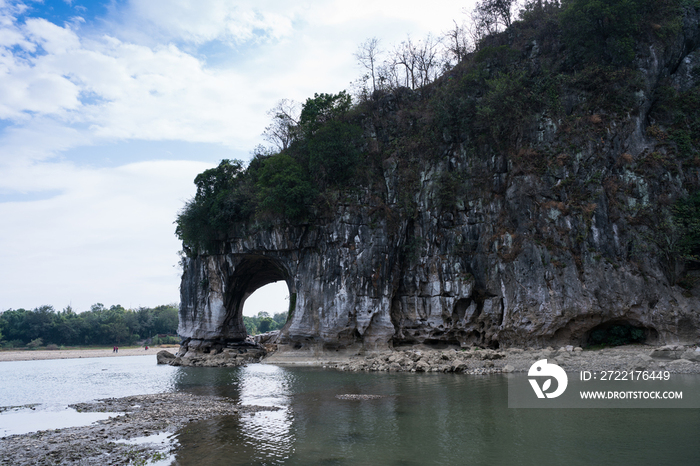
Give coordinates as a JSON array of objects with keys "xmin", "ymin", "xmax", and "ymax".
[{"xmin": 0, "ymin": 393, "xmax": 276, "ymax": 466}]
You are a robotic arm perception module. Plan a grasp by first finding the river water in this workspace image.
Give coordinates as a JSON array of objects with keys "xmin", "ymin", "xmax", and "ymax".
[{"xmin": 1, "ymin": 356, "xmax": 699, "ymax": 465}]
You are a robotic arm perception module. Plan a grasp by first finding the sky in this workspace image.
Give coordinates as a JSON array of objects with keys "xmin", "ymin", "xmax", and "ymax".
[{"xmin": 0, "ymin": 0, "xmax": 475, "ymax": 316}]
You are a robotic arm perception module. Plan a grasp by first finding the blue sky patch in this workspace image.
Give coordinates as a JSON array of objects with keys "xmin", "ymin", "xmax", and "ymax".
[{"xmin": 21, "ymin": 0, "xmax": 116, "ymax": 26}]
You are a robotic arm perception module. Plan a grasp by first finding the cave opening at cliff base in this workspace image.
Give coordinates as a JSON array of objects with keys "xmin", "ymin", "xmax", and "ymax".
[
  {"xmin": 585, "ymin": 320, "xmax": 659, "ymax": 348},
  {"xmin": 550, "ymin": 318, "xmax": 659, "ymax": 348}
]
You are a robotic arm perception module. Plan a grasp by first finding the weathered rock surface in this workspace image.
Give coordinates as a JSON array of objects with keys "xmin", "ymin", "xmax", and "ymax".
[
  {"xmin": 156, "ymin": 349, "xmax": 178, "ymax": 365},
  {"xmin": 649, "ymin": 345, "xmax": 700, "ymax": 362},
  {"xmin": 649, "ymin": 345, "xmax": 687, "ymax": 360},
  {"xmin": 178, "ymin": 9, "xmax": 700, "ymax": 355}
]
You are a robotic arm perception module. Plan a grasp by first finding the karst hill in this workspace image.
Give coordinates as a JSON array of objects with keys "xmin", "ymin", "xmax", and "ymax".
[{"xmin": 175, "ymin": 0, "xmax": 700, "ymax": 356}]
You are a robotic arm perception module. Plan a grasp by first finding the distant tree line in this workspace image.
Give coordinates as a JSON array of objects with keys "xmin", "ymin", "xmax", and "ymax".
[
  {"xmin": 243, "ymin": 311, "xmax": 288, "ymax": 335},
  {"xmin": 0, "ymin": 304, "xmax": 179, "ymax": 348}
]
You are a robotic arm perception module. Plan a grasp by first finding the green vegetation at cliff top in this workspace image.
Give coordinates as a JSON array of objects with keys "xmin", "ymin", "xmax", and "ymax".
[{"xmin": 175, "ymin": 0, "xmax": 700, "ymax": 272}]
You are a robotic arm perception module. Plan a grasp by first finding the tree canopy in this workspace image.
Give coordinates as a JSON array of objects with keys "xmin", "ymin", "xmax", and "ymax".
[
  {"xmin": 243, "ymin": 311, "xmax": 288, "ymax": 335},
  {"xmin": 176, "ymin": 91, "xmax": 361, "ymax": 253}
]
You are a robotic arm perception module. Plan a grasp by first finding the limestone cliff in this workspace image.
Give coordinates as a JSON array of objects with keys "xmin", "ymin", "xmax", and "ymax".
[{"xmin": 178, "ymin": 3, "xmax": 700, "ymax": 354}]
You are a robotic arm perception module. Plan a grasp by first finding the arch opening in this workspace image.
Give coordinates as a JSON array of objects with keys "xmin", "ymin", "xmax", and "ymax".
[
  {"xmin": 220, "ymin": 255, "xmax": 293, "ymax": 341},
  {"xmin": 243, "ymin": 281, "xmax": 290, "ymax": 334}
]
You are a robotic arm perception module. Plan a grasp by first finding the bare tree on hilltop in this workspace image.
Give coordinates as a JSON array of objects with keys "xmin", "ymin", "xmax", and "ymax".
[
  {"xmin": 263, "ymin": 99, "xmax": 300, "ymax": 151},
  {"xmin": 443, "ymin": 19, "xmax": 474, "ymax": 64},
  {"xmin": 355, "ymin": 37, "xmax": 382, "ymax": 94}
]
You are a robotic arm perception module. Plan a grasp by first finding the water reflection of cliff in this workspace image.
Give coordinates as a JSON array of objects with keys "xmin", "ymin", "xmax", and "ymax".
[
  {"xmin": 170, "ymin": 366, "xmax": 700, "ymax": 465},
  {"xmin": 172, "ymin": 365, "xmax": 295, "ymax": 464}
]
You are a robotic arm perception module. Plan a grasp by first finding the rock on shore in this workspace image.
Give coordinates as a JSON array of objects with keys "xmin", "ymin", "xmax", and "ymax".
[
  {"xmin": 156, "ymin": 340, "xmax": 266, "ymax": 368},
  {"xmin": 161, "ymin": 341, "xmax": 700, "ymax": 375},
  {"xmin": 325, "ymin": 345, "xmax": 700, "ymax": 375}
]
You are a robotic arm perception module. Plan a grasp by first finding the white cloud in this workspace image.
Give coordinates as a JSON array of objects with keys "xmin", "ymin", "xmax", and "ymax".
[
  {"xmin": 0, "ymin": 119, "xmax": 89, "ymax": 165},
  {"xmin": 0, "ymin": 16, "xmax": 83, "ymax": 120},
  {"xmin": 24, "ymin": 16, "xmax": 81, "ymax": 53},
  {"xmin": 0, "ymin": 0, "xmax": 475, "ymax": 157},
  {"xmin": 0, "ymin": 0, "xmax": 478, "ymax": 312},
  {"xmin": 81, "ymin": 40, "xmax": 263, "ymax": 146},
  {"xmin": 0, "ymin": 159, "xmax": 212, "ymax": 311},
  {"xmin": 117, "ymin": 0, "xmax": 298, "ymax": 45},
  {"xmin": 0, "ymin": 17, "xmax": 270, "ymax": 156}
]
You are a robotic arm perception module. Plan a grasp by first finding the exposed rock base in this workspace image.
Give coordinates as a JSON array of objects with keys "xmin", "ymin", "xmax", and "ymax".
[
  {"xmin": 326, "ymin": 345, "xmax": 700, "ymax": 375},
  {"xmin": 157, "ymin": 340, "xmax": 266, "ymax": 368}
]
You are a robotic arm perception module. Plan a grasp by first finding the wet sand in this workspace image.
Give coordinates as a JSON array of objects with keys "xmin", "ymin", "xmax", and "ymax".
[{"xmin": 0, "ymin": 347, "xmax": 171, "ymax": 362}]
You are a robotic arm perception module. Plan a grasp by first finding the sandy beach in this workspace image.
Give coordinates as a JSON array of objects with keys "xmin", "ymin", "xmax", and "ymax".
[{"xmin": 0, "ymin": 347, "xmax": 170, "ymax": 362}]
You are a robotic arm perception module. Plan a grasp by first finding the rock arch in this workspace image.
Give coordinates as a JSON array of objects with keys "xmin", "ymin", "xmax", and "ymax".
[
  {"xmin": 178, "ymin": 253, "xmax": 295, "ymax": 349},
  {"xmin": 221, "ymin": 255, "xmax": 293, "ymax": 338},
  {"xmin": 179, "ymin": 208, "xmax": 699, "ymax": 354}
]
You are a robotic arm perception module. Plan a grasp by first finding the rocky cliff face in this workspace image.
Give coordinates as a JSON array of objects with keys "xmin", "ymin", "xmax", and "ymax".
[{"xmin": 179, "ymin": 5, "xmax": 700, "ymax": 354}]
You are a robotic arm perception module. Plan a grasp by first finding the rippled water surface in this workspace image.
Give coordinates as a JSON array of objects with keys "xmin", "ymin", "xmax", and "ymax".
[
  {"xmin": 171, "ymin": 364, "xmax": 700, "ymax": 466},
  {"xmin": 0, "ymin": 355, "xmax": 177, "ymax": 408},
  {"xmin": 1, "ymin": 357, "xmax": 700, "ymax": 465},
  {"xmin": 0, "ymin": 355, "xmax": 177, "ymax": 436}
]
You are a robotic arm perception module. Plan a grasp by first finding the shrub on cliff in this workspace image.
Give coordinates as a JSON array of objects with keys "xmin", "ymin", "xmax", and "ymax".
[
  {"xmin": 561, "ymin": 0, "xmax": 643, "ymax": 65},
  {"xmin": 298, "ymin": 91, "xmax": 352, "ymax": 136},
  {"xmin": 674, "ymin": 190, "xmax": 700, "ymax": 263},
  {"xmin": 176, "ymin": 91, "xmax": 364, "ymax": 253},
  {"xmin": 560, "ymin": 0, "xmax": 686, "ymax": 66},
  {"xmin": 176, "ymin": 159, "xmax": 256, "ymax": 253},
  {"xmin": 294, "ymin": 91, "xmax": 363, "ymax": 188},
  {"xmin": 307, "ymin": 119, "xmax": 362, "ymax": 187},
  {"xmin": 256, "ymin": 153, "xmax": 317, "ymax": 221}
]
